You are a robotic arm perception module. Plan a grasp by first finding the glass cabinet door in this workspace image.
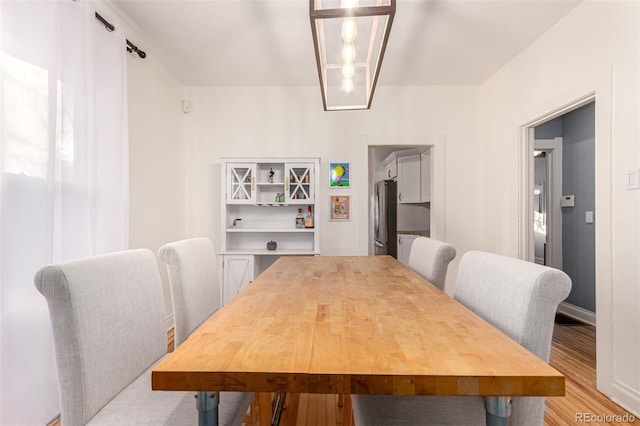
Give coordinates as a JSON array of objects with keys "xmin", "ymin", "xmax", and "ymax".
[
  {"xmin": 227, "ymin": 163, "xmax": 256, "ymax": 203},
  {"xmin": 285, "ymin": 163, "xmax": 314, "ymax": 204}
]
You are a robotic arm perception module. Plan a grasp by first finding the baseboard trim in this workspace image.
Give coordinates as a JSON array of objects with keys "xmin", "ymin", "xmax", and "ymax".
[
  {"xmin": 46, "ymin": 414, "xmax": 61, "ymax": 426},
  {"xmin": 558, "ymin": 302, "xmax": 596, "ymax": 326},
  {"xmin": 612, "ymin": 381, "xmax": 640, "ymax": 418},
  {"xmin": 166, "ymin": 313, "xmax": 174, "ymax": 331}
]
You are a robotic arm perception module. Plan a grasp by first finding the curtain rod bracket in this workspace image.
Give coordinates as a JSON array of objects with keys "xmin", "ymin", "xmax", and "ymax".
[
  {"xmin": 94, "ymin": 12, "xmax": 146, "ymax": 59},
  {"xmin": 127, "ymin": 39, "xmax": 147, "ymax": 59}
]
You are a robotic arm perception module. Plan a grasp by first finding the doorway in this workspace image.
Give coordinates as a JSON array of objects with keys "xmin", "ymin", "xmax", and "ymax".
[
  {"xmin": 360, "ymin": 134, "xmax": 446, "ymax": 259},
  {"xmin": 524, "ymin": 100, "xmax": 596, "ymax": 325}
]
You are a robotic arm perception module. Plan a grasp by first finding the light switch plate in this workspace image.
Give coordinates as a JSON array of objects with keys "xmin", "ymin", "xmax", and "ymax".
[
  {"xmin": 585, "ymin": 211, "xmax": 594, "ymax": 224},
  {"xmin": 627, "ymin": 169, "xmax": 640, "ymax": 190}
]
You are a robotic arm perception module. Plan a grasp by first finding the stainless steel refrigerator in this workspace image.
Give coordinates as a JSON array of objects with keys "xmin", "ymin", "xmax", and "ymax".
[{"xmin": 373, "ymin": 179, "xmax": 397, "ymax": 257}]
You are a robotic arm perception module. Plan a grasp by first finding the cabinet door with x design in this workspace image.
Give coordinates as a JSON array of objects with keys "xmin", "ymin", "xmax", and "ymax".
[
  {"xmin": 227, "ymin": 163, "xmax": 256, "ymax": 204},
  {"xmin": 222, "ymin": 255, "xmax": 254, "ymax": 305}
]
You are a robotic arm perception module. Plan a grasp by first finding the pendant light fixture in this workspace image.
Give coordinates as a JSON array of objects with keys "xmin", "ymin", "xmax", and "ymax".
[{"xmin": 310, "ymin": 0, "xmax": 396, "ymax": 111}]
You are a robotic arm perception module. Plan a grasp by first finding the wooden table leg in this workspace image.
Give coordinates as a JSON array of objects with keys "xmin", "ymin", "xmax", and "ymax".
[
  {"xmin": 258, "ymin": 392, "xmax": 272, "ymax": 426},
  {"xmin": 342, "ymin": 394, "xmax": 353, "ymax": 426},
  {"xmin": 279, "ymin": 393, "xmax": 300, "ymax": 426},
  {"xmin": 246, "ymin": 394, "xmax": 260, "ymax": 426}
]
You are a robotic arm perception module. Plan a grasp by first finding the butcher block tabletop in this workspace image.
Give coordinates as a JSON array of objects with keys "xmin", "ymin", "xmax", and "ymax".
[{"xmin": 152, "ymin": 255, "xmax": 564, "ymax": 398}]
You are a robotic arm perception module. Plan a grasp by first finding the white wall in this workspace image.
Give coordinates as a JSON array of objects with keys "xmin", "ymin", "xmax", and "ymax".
[
  {"xmin": 128, "ymin": 49, "xmax": 185, "ymax": 323},
  {"xmin": 183, "ymin": 85, "xmax": 480, "ymax": 292},
  {"xmin": 478, "ymin": 1, "xmax": 640, "ymax": 414}
]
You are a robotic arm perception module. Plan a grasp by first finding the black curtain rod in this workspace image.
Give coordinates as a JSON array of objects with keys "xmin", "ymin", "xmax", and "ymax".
[{"xmin": 95, "ymin": 12, "xmax": 146, "ymax": 59}]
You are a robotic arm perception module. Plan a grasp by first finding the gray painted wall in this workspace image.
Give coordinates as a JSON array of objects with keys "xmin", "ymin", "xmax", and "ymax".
[{"xmin": 534, "ymin": 102, "xmax": 596, "ymax": 313}]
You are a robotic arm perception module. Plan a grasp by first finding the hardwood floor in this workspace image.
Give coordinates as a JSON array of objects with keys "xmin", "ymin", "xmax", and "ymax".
[
  {"xmin": 545, "ymin": 323, "xmax": 636, "ymax": 425},
  {"xmin": 49, "ymin": 322, "xmax": 636, "ymax": 426}
]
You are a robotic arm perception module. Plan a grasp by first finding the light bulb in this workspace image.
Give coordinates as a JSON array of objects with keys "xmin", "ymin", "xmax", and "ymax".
[
  {"xmin": 340, "ymin": 0, "xmax": 359, "ymax": 8},
  {"xmin": 342, "ymin": 78, "xmax": 354, "ymax": 93},
  {"xmin": 342, "ymin": 42, "xmax": 356, "ymax": 63},
  {"xmin": 342, "ymin": 18, "xmax": 357, "ymax": 42},
  {"xmin": 342, "ymin": 62, "xmax": 355, "ymax": 79}
]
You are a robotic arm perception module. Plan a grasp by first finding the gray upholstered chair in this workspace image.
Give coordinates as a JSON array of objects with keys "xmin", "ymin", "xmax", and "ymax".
[
  {"xmin": 35, "ymin": 248, "xmax": 249, "ymax": 426},
  {"xmin": 407, "ymin": 236, "xmax": 456, "ymax": 290},
  {"xmin": 352, "ymin": 250, "xmax": 572, "ymax": 426},
  {"xmin": 158, "ymin": 237, "xmax": 252, "ymax": 417},
  {"xmin": 158, "ymin": 237, "xmax": 221, "ymax": 347}
]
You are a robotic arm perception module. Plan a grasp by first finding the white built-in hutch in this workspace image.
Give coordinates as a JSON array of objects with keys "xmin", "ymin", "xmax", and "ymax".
[{"xmin": 219, "ymin": 157, "xmax": 320, "ymax": 305}]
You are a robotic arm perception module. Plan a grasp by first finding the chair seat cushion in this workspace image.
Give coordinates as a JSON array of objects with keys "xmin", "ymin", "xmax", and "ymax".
[
  {"xmin": 352, "ymin": 395, "xmax": 486, "ymax": 426},
  {"xmin": 87, "ymin": 355, "xmax": 253, "ymax": 426}
]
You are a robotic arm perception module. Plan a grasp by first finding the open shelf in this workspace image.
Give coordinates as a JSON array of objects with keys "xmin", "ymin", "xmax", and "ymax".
[
  {"xmin": 220, "ymin": 249, "xmax": 320, "ymax": 256},
  {"xmin": 227, "ymin": 228, "xmax": 315, "ymax": 233},
  {"xmin": 256, "ymin": 202, "xmax": 290, "ymax": 207}
]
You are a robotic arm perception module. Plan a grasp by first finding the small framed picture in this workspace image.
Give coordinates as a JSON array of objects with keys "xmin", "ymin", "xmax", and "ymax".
[
  {"xmin": 329, "ymin": 162, "xmax": 350, "ymax": 188},
  {"xmin": 330, "ymin": 195, "xmax": 351, "ymax": 221}
]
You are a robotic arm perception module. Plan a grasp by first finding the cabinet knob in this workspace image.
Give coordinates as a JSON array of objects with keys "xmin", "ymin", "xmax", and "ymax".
[{"xmin": 387, "ymin": 169, "xmax": 391, "ymax": 178}]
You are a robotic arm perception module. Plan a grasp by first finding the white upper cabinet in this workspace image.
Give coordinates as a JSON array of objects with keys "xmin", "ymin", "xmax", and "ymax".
[
  {"xmin": 221, "ymin": 157, "xmax": 320, "ymax": 256},
  {"xmin": 397, "ymin": 149, "xmax": 431, "ymax": 204},
  {"xmin": 227, "ymin": 163, "xmax": 256, "ymax": 204},
  {"xmin": 398, "ymin": 154, "xmax": 421, "ymax": 203},
  {"xmin": 285, "ymin": 163, "xmax": 315, "ymax": 204},
  {"xmin": 383, "ymin": 157, "xmax": 397, "ymax": 180}
]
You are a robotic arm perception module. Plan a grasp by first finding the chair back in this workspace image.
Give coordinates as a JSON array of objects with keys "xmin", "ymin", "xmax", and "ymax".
[
  {"xmin": 35, "ymin": 249, "xmax": 167, "ymax": 425},
  {"xmin": 407, "ymin": 237, "xmax": 456, "ymax": 290},
  {"xmin": 454, "ymin": 251, "xmax": 571, "ymax": 425},
  {"xmin": 159, "ymin": 237, "xmax": 220, "ymax": 347}
]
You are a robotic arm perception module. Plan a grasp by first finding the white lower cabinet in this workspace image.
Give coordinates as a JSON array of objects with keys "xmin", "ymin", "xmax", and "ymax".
[
  {"xmin": 221, "ymin": 254, "xmax": 254, "ymax": 305},
  {"xmin": 397, "ymin": 234, "xmax": 419, "ymax": 266}
]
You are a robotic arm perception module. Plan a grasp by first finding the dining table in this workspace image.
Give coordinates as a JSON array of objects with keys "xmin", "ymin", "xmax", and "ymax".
[{"xmin": 152, "ymin": 255, "xmax": 565, "ymax": 426}]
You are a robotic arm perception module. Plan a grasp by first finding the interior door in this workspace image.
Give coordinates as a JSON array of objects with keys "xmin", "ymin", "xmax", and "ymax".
[{"xmin": 533, "ymin": 138, "xmax": 563, "ymax": 270}]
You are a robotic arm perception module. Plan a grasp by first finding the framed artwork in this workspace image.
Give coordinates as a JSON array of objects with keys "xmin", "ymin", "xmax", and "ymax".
[
  {"xmin": 330, "ymin": 195, "xmax": 351, "ymax": 221},
  {"xmin": 329, "ymin": 162, "xmax": 350, "ymax": 188}
]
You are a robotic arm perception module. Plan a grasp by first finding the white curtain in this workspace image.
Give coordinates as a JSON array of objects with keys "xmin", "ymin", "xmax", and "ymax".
[{"xmin": 0, "ymin": 1, "xmax": 129, "ymax": 424}]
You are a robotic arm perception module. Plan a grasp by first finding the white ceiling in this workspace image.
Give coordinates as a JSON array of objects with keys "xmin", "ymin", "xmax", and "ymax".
[{"xmin": 109, "ymin": 0, "xmax": 582, "ymax": 87}]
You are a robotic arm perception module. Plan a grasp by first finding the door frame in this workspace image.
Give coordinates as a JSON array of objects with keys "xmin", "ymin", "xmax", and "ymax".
[
  {"xmin": 519, "ymin": 93, "xmax": 594, "ymax": 265},
  {"xmin": 361, "ymin": 134, "xmax": 446, "ymax": 256},
  {"xmin": 517, "ymin": 89, "xmax": 619, "ymax": 398}
]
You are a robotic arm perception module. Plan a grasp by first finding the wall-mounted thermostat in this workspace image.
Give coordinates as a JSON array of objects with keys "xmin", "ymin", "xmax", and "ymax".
[{"xmin": 561, "ymin": 195, "xmax": 575, "ymax": 208}]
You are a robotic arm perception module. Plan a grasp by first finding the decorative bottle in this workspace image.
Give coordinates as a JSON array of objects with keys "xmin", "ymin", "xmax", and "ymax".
[
  {"xmin": 305, "ymin": 205, "xmax": 314, "ymax": 229},
  {"xmin": 296, "ymin": 208, "xmax": 305, "ymax": 229}
]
